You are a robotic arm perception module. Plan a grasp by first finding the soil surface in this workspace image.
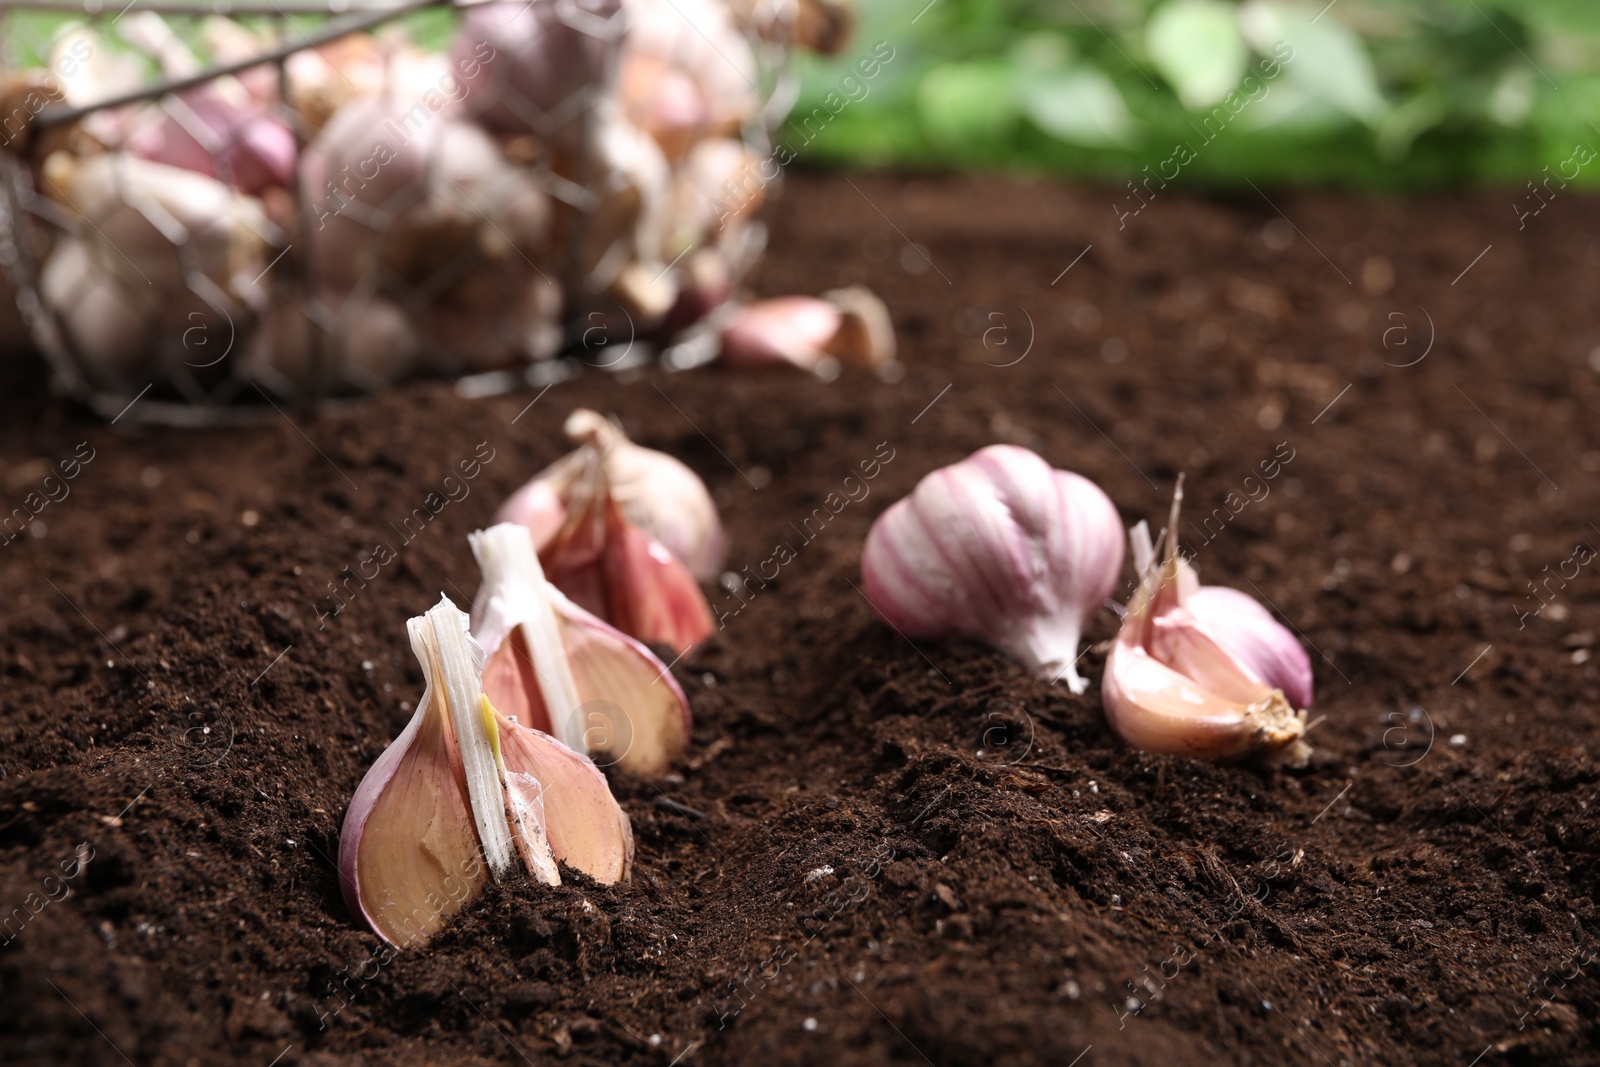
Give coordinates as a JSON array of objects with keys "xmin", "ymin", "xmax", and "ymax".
[{"xmin": 3, "ymin": 172, "xmax": 1600, "ymax": 1067}]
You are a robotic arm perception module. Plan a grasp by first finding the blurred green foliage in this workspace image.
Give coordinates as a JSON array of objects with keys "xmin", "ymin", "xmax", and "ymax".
[{"xmin": 793, "ymin": 0, "xmax": 1600, "ymax": 187}]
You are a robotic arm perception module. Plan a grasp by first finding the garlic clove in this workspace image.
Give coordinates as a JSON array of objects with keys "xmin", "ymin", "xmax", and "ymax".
[
  {"xmin": 480, "ymin": 626, "xmax": 557, "ymax": 738},
  {"xmin": 472, "ymin": 524, "xmax": 585, "ymax": 749},
  {"xmin": 472, "ymin": 523, "xmax": 692, "ymax": 775},
  {"xmin": 1186, "ymin": 586, "xmax": 1314, "ymax": 711},
  {"xmin": 719, "ymin": 296, "xmax": 842, "ymax": 373},
  {"xmin": 339, "ymin": 599, "xmax": 511, "ymax": 946},
  {"xmin": 1150, "ymin": 607, "xmax": 1275, "ymax": 706},
  {"xmin": 566, "ymin": 410, "xmax": 727, "ymax": 582},
  {"xmin": 719, "ymin": 288, "xmax": 896, "ymax": 373},
  {"xmin": 496, "ymin": 476, "xmax": 571, "ymax": 559},
  {"xmin": 552, "ymin": 592, "xmax": 692, "ymax": 776},
  {"xmin": 497, "ymin": 408, "xmax": 727, "ymax": 584},
  {"xmin": 821, "ymin": 286, "xmax": 896, "ymax": 368},
  {"xmin": 578, "ymin": 499, "xmax": 717, "ymax": 655},
  {"xmin": 338, "ymin": 684, "xmax": 486, "ymax": 946},
  {"xmin": 1102, "ymin": 479, "xmax": 1310, "ymax": 763},
  {"xmin": 490, "ymin": 699, "xmax": 634, "ymax": 883},
  {"xmin": 1102, "ymin": 641, "xmax": 1304, "ymax": 762},
  {"xmin": 860, "ymin": 444, "xmax": 1125, "ymax": 693}
]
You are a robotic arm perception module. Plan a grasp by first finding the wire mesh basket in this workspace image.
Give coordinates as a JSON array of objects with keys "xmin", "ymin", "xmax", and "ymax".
[{"xmin": 0, "ymin": 0, "xmax": 815, "ymax": 423}]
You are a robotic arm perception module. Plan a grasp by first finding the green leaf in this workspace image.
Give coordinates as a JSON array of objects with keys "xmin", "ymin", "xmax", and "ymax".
[
  {"xmin": 1239, "ymin": 1, "xmax": 1386, "ymax": 123},
  {"xmin": 1021, "ymin": 67, "xmax": 1138, "ymax": 148},
  {"xmin": 1492, "ymin": 0, "xmax": 1600, "ymax": 38},
  {"xmin": 1146, "ymin": 0, "xmax": 1249, "ymax": 109},
  {"xmin": 917, "ymin": 62, "xmax": 1020, "ymax": 147}
]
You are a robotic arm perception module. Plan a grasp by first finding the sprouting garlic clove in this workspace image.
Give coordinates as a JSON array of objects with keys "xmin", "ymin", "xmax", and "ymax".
[
  {"xmin": 499, "ymin": 409, "xmax": 726, "ymax": 583},
  {"xmin": 339, "ymin": 598, "xmax": 512, "ymax": 946},
  {"xmin": 471, "ymin": 523, "xmax": 692, "ymax": 775},
  {"xmin": 1101, "ymin": 480, "xmax": 1310, "ymax": 763},
  {"xmin": 343, "ymin": 588, "xmax": 639, "ymax": 947},
  {"xmin": 860, "ymin": 444, "xmax": 1124, "ymax": 693}
]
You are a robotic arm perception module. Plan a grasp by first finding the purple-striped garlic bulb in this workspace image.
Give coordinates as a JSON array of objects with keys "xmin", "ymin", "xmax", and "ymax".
[{"xmin": 860, "ymin": 444, "xmax": 1124, "ymax": 693}]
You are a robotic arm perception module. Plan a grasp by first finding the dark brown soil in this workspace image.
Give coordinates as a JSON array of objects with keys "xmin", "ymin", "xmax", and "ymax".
[{"xmin": 3, "ymin": 172, "xmax": 1600, "ymax": 1067}]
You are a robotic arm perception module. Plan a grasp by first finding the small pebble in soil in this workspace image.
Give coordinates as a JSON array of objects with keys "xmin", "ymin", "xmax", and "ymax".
[
  {"xmin": 803, "ymin": 1017, "xmax": 818, "ymax": 1032},
  {"xmin": 241, "ymin": 510, "xmax": 259, "ymax": 527},
  {"xmin": 1449, "ymin": 734, "xmax": 1467, "ymax": 747}
]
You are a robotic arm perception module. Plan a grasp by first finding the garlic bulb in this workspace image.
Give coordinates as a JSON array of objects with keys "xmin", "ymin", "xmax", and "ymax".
[
  {"xmin": 620, "ymin": 0, "xmax": 759, "ymax": 159},
  {"xmin": 42, "ymin": 151, "xmax": 278, "ymax": 302},
  {"xmin": 1102, "ymin": 484, "xmax": 1311, "ymax": 763},
  {"xmin": 499, "ymin": 408, "xmax": 727, "ymax": 583},
  {"xmin": 470, "ymin": 522, "xmax": 691, "ymax": 775},
  {"xmin": 39, "ymin": 152, "xmax": 277, "ymax": 382},
  {"xmin": 453, "ymin": 0, "xmax": 624, "ymax": 138},
  {"xmin": 286, "ymin": 33, "xmax": 388, "ymax": 132},
  {"xmin": 119, "ymin": 12, "xmax": 296, "ymax": 194},
  {"xmin": 719, "ymin": 287, "xmax": 895, "ymax": 373},
  {"xmin": 340, "ymin": 596, "xmax": 632, "ymax": 947},
  {"xmin": 39, "ymin": 238, "xmax": 153, "ymax": 383},
  {"xmin": 123, "ymin": 90, "xmax": 296, "ymax": 195},
  {"xmin": 50, "ymin": 27, "xmax": 146, "ymax": 147},
  {"xmin": 860, "ymin": 444, "xmax": 1124, "ymax": 693},
  {"xmin": 578, "ymin": 103, "xmax": 677, "ymax": 324},
  {"xmin": 301, "ymin": 97, "xmax": 555, "ymax": 370},
  {"xmin": 199, "ymin": 17, "xmax": 280, "ymax": 105},
  {"xmin": 241, "ymin": 294, "xmax": 421, "ymax": 392},
  {"xmin": 671, "ymin": 138, "xmax": 767, "ymax": 250}
]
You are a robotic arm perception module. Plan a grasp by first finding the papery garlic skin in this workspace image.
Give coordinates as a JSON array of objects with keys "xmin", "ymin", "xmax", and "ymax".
[
  {"xmin": 498, "ymin": 409, "xmax": 727, "ymax": 583},
  {"xmin": 471, "ymin": 523, "xmax": 692, "ymax": 776},
  {"xmin": 861, "ymin": 445, "xmax": 1124, "ymax": 693},
  {"xmin": 1102, "ymin": 487, "xmax": 1310, "ymax": 763}
]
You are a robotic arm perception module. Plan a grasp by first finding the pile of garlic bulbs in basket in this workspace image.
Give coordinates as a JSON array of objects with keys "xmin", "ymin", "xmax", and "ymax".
[{"xmin": 0, "ymin": 0, "xmax": 881, "ymax": 408}]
